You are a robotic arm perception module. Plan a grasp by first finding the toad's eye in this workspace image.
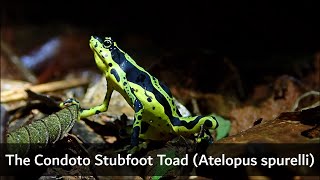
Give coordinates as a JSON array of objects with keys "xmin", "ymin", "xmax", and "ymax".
[{"xmin": 103, "ymin": 40, "xmax": 112, "ymax": 48}]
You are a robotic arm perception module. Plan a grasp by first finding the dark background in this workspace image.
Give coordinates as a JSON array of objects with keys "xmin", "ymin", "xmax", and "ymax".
[
  {"xmin": 2, "ymin": 1, "xmax": 319, "ymax": 96},
  {"xmin": 3, "ymin": 1, "xmax": 318, "ymax": 52}
]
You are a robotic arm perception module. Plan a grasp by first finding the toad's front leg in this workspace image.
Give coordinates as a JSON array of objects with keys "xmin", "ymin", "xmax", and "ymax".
[{"xmin": 128, "ymin": 99, "xmax": 145, "ymax": 154}]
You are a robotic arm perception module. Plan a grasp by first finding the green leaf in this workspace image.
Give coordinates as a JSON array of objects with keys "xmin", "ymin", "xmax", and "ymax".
[
  {"xmin": 213, "ymin": 113, "xmax": 231, "ymax": 140},
  {"xmin": 153, "ymin": 150, "xmax": 176, "ymax": 178}
]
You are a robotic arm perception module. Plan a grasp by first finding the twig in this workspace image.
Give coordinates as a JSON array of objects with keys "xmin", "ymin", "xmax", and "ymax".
[
  {"xmin": 1, "ymin": 40, "xmax": 38, "ymax": 83},
  {"xmin": 291, "ymin": 90, "xmax": 320, "ymax": 111},
  {"xmin": 1, "ymin": 78, "xmax": 89, "ymax": 103},
  {"xmin": 190, "ymin": 93, "xmax": 201, "ymax": 115}
]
